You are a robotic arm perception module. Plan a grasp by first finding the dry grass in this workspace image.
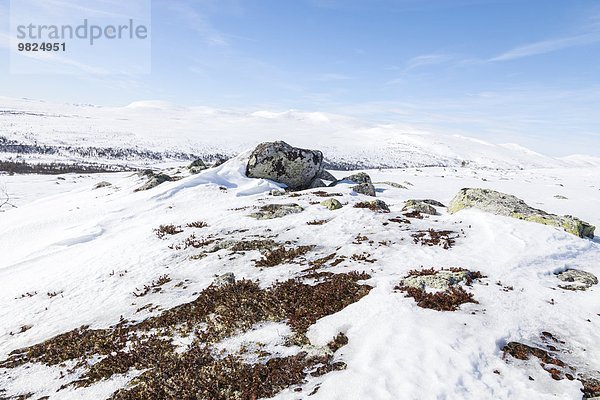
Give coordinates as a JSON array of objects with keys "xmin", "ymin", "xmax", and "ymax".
[
  {"xmin": 307, "ymin": 219, "xmax": 329, "ymax": 226},
  {"xmin": 397, "ymin": 285, "xmax": 477, "ymax": 311},
  {"xmin": 185, "ymin": 221, "xmax": 208, "ymax": 228},
  {"xmin": 255, "ymin": 245, "xmax": 315, "ymax": 268},
  {"xmin": 133, "ymin": 275, "xmax": 171, "ymax": 297},
  {"xmin": 0, "ymin": 272, "xmax": 372, "ymax": 399},
  {"xmin": 154, "ymin": 224, "xmax": 183, "ymax": 239},
  {"xmin": 411, "ymin": 229, "xmax": 458, "ymax": 249}
]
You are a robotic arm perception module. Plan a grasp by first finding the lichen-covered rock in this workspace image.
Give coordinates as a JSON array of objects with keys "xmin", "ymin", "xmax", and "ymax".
[
  {"xmin": 355, "ymin": 199, "xmax": 390, "ymax": 213},
  {"xmin": 343, "ymin": 172, "xmax": 372, "ymax": 184},
  {"xmin": 402, "ymin": 200, "xmax": 441, "ymax": 215},
  {"xmin": 448, "ymin": 188, "xmax": 595, "ymax": 238},
  {"xmin": 353, "ymin": 182, "xmax": 376, "ymax": 197},
  {"xmin": 249, "ymin": 203, "xmax": 304, "ymax": 220},
  {"xmin": 188, "ymin": 159, "xmax": 208, "ymax": 174},
  {"xmin": 556, "ymin": 269, "xmax": 598, "ymax": 291},
  {"xmin": 320, "ymin": 198, "xmax": 343, "ymax": 210},
  {"xmin": 246, "ymin": 141, "xmax": 324, "ymax": 190},
  {"xmin": 401, "ymin": 270, "xmax": 469, "ymax": 291},
  {"xmin": 135, "ymin": 174, "xmax": 173, "ymax": 192}
]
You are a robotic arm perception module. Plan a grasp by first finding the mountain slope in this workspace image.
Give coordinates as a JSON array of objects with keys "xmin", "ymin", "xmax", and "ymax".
[{"xmin": 0, "ymin": 97, "xmax": 584, "ymax": 170}]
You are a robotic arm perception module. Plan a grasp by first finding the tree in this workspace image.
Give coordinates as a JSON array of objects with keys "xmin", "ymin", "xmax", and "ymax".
[{"xmin": 0, "ymin": 183, "xmax": 17, "ymax": 211}]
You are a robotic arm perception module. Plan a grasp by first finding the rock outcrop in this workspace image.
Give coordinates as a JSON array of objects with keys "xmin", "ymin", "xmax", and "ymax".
[
  {"xmin": 556, "ymin": 269, "xmax": 598, "ymax": 291},
  {"xmin": 249, "ymin": 203, "xmax": 304, "ymax": 220},
  {"xmin": 135, "ymin": 173, "xmax": 174, "ymax": 192},
  {"xmin": 448, "ymin": 188, "xmax": 595, "ymax": 238},
  {"xmin": 246, "ymin": 141, "xmax": 325, "ymax": 190},
  {"xmin": 188, "ymin": 159, "xmax": 208, "ymax": 174}
]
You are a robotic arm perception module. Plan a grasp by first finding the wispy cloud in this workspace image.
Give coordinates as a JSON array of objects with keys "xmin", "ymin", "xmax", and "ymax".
[
  {"xmin": 405, "ymin": 54, "xmax": 451, "ymax": 70},
  {"xmin": 314, "ymin": 73, "xmax": 352, "ymax": 81},
  {"xmin": 490, "ymin": 32, "xmax": 600, "ymax": 62},
  {"xmin": 165, "ymin": 2, "xmax": 229, "ymax": 47}
]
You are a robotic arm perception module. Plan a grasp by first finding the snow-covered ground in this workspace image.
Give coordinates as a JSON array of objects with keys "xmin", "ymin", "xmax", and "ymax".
[{"xmin": 1, "ymin": 153, "xmax": 598, "ymax": 399}]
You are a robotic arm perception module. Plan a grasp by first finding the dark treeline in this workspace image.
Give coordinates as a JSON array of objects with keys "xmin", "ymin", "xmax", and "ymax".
[{"xmin": 0, "ymin": 161, "xmax": 133, "ymax": 175}]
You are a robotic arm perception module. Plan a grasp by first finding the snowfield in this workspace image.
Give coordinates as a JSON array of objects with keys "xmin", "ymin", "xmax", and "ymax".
[
  {"xmin": 1, "ymin": 151, "xmax": 599, "ymax": 399},
  {"xmin": 3, "ymin": 96, "xmax": 600, "ymax": 170}
]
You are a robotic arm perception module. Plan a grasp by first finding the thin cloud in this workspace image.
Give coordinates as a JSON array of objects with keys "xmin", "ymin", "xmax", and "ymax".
[
  {"xmin": 166, "ymin": 2, "xmax": 229, "ymax": 47},
  {"xmin": 406, "ymin": 54, "xmax": 450, "ymax": 70},
  {"xmin": 314, "ymin": 73, "xmax": 353, "ymax": 81},
  {"xmin": 490, "ymin": 32, "xmax": 600, "ymax": 62}
]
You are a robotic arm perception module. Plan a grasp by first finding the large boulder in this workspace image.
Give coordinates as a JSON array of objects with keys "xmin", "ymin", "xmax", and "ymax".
[
  {"xmin": 448, "ymin": 188, "xmax": 595, "ymax": 238},
  {"xmin": 246, "ymin": 141, "xmax": 324, "ymax": 190}
]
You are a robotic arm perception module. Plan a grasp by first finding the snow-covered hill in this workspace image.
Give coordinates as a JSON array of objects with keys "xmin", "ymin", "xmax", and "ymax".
[
  {"xmin": 0, "ymin": 153, "xmax": 599, "ymax": 399},
  {"xmin": 0, "ymin": 97, "xmax": 589, "ymax": 170}
]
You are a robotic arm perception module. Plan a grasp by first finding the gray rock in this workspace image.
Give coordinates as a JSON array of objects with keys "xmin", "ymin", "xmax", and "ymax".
[
  {"xmin": 356, "ymin": 199, "xmax": 390, "ymax": 213},
  {"xmin": 318, "ymin": 170, "xmax": 337, "ymax": 182},
  {"xmin": 93, "ymin": 181, "xmax": 112, "ymax": 190},
  {"xmin": 270, "ymin": 189, "xmax": 285, "ymax": 196},
  {"xmin": 353, "ymin": 182, "xmax": 376, "ymax": 197},
  {"xmin": 343, "ymin": 172, "xmax": 372, "ymax": 184},
  {"xmin": 448, "ymin": 188, "xmax": 595, "ymax": 238},
  {"xmin": 213, "ymin": 272, "xmax": 235, "ymax": 287},
  {"xmin": 554, "ymin": 195, "xmax": 568, "ymax": 200},
  {"xmin": 246, "ymin": 141, "xmax": 324, "ymax": 190},
  {"xmin": 320, "ymin": 198, "xmax": 343, "ymax": 210},
  {"xmin": 309, "ymin": 178, "xmax": 326, "ymax": 189},
  {"xmin": 556, "ymin": 269, "xmax": 598, "ymax": 291},
  {"xmin": 401, "ymin": 270, "xmax": 469, "ymax": 291},
  {"xmin": 188, "ymin": 159, "xmax": 208, "ymax": 174},
  {"xmin": 402, "ymin": 199, "xmax": 443, "ymax": 215},
  {"xmin": 374, "ymin": 181, "xmax": 408, "ymax": 189},
  {"xmin": 135, "ymin": 174, "xmax": 173, "ymax": 192},
  {"xmin": 249, "ymin": 203, "xmax": 304, "ymax": 220}
]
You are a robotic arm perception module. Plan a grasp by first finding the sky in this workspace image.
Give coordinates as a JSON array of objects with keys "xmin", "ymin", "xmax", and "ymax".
[{"xmin": 1, "ymin": 0, "xmax": 600, "ymax": 156}]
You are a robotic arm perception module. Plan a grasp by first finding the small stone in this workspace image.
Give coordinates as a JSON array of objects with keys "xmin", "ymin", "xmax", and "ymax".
[
  {"xmin": 93, "ymin": 181, "xmax": 112, "ymax": 190},
  {"xmin": 402, "ymin": 200, "xmax": 440, "ymax": 215},
  {"xmin": 320, "ymin": 198, "xmax": 343, "ymax": 210},
  {"xmin": 401, "ymin": 270, "xmax": 469, "ymax": 291},
  {"xmin": 213, "ymin": 273, "xmax": 235, "ymax": 287},
  {"xmin": 249, "ymin": 203, "xmax": 304, "ymax": 220},
  {"xmin": 353, "ymin": 182, "xmax": 376, "ymax": 197}
]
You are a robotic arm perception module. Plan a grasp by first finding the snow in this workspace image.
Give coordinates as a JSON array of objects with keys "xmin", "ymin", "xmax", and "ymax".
[
  {"xmin": 1, "ymin": 151, "xmax": 599, "ymax": 398},
  {"xmin": 1, "ymin": 96, "xmax": 594, "ymax": 169}
]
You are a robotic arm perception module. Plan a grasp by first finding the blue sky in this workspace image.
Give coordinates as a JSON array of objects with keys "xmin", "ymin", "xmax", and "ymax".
[{"xmin": 1, "ymin": 0, "xmax": 600, "ymax": 156}]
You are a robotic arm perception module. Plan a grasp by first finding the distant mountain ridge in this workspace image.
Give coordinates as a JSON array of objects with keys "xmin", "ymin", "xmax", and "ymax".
[{"xmin": 0, "ymin": 96, "xmax": 594, "ymax": 170}]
